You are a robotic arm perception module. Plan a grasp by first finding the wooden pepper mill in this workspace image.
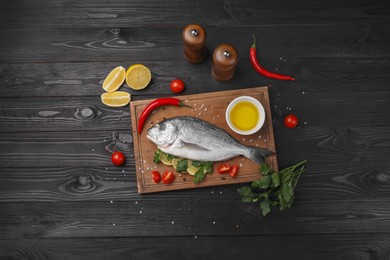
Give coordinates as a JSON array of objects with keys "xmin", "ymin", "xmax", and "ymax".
[
  {"xmin": 211, "ymin": 44, "xmax": 238, "ymax": 81},
  {"xmin": 182, "ymin": 24, "xmax": 207, "ymax": 64}
]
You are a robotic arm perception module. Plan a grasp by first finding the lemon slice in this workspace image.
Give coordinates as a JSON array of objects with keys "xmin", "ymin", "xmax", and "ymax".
[
  {"xmin": 160, "ymin": 153, "xmax": 173, "ymax": 166},
  {"xmin": 102, "ymin": 66, "xmax": 126, "ymax": 92},
  {"xmin": 187, "ymin": 160, "xmax": 201, "ymax": 176},
  {"xmin": 126, "ymin": 64, "xmax": 152, "ymax": 90},
  {"xmin": 101, "ymin": 91, "xmax": 131, "ymax": 107}
]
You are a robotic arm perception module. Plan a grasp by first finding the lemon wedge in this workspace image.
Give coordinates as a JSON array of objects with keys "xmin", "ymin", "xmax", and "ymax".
[
  {"xmin": 102, "ymin": 66, "xmax": 126, "ymax": 92},
  {"xmin": 126, "ymin": 64, "xmax": 152, "ymax": 90},
  {"xmin": 101, "ymin": 91, "xmax": 131, "ymax": 107}
]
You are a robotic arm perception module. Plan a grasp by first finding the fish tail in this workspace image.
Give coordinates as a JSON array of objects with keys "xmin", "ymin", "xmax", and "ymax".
[{"xmin": 245, "ymin": 147, "xmax": 274, "ymax": 165}]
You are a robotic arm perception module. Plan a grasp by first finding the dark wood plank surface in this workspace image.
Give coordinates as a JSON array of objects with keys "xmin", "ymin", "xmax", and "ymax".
[{"xmin": 1, "ymin": 0, "xmax": 390, "ymax": 259}]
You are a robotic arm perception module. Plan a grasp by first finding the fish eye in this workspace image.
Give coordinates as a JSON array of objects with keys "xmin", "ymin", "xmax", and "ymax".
[{"xmin": 159, "ymin": 124, "xmax": 166, "ymax": 131}]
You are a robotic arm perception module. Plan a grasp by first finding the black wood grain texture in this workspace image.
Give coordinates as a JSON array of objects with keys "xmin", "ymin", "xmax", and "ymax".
[
  {"xmin": 1, "ymin": 57, "xmax": 390, "ymax": 98},
  {"xmin": 1, "ymin": 197, "xmax": 390, "ymax": 238},
  {"xmin": 0, "ymin": 23, "xmax": 389, "ymax": 63},
  {"xmin": 1, "ymin": 234, "xmax": 389, "ymax": 260},
  {"xmin": 1, "ymin": 0, "xmax": 389, "ymax": 29}
]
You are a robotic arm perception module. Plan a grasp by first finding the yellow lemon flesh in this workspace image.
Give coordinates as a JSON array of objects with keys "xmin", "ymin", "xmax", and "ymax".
[
  {"xmin": 126, "ymin": 64, "xmax": 152, "ymax": 90},
  {"xmin": 102, "ymin": 66, "xmax": 126, "ymax": 92},
  {"xmin": 101, "ymin": 91, "xmax": 131, "ymax": 107}
]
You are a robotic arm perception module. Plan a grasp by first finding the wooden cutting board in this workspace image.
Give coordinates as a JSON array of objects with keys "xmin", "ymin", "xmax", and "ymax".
[{"xmin": 130, "ymin": 86, "xmax": 278, "ymax": 193}]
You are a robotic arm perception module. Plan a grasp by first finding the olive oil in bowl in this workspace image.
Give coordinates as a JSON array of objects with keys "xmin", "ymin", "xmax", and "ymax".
[
  {"xmin": 230, "ymin": 101, "xmax": 259, "ymax": 131},
  {"xmin": 226, "ymin": 96, "xmax": 265, "ymax": 135}
]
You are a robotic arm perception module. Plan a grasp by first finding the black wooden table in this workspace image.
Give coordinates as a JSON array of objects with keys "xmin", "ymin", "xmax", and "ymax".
[{"xmin": 1, "ymin": 1, "xmax": 390, "ymax": 259}]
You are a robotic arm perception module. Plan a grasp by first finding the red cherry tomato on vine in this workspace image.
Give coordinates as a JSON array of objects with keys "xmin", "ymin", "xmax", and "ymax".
[
  {"xmin": 217, "ymin": 164, "xmax": 231, "ymax": 174},
  {"xmin": 162, "ymin": 170, "xmax": 175, "ymax": 184},
  {"xmin": 111, "ymin": 151, "xmax": 126, "ymax": 166},
  {"xmin": 284, "ymin": 114, "xmax": 299, "ymax": 128},
  {"xmin": 170, "ymin": 79, "xmax": 185, "ymax": 94},
  {"xmin": 151, "ymin": 171, "xmax": 161, "ymax": 183}
]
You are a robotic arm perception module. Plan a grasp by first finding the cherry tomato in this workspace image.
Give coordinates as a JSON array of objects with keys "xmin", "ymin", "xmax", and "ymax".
[
  {"xmin": 162, "ymin": 170, "xmax": 175, "ymax": 184},
  {"xmin": 170, "ymin": 79, "xmax": 185, "ymax": 94},
  {"xmin": 217, "ymin": 164, "xmax": 231, "ymax": 174},
  {"xmin": 111, "ymin": 151, "xmax": 126, "ymax": 166},
  {"xmin": 229, "ymin": 165, "xmax": 239, "ymax": 177},
  {"xmin": 284, "ymin": 114, "xmax": 299, "ymax": 128},
  {"xmin": 151, "ymin": 171, "xmax": 161, "ymax": 183}
]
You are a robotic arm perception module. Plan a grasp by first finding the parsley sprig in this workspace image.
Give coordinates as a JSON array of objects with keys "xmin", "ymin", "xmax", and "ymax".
[
  {"xmin": 237, "ymin": 160, "xmax": 307, "ymax": 216},
  {"xmin": 192, "ymin": 160, "xmax": 214, "ymax": 184}
]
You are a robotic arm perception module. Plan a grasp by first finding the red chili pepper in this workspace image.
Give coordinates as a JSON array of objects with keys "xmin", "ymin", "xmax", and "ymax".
[
  {"xmin": 250, "ymin": 34, "xmax": 295, "ymax": 81},
  {"xmin": 138, "ymin": 97, "xmax": 189, "ymax": 134}
]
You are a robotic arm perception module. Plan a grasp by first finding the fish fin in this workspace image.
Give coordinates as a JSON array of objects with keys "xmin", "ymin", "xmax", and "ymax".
[
  {"xmin": 168, "ymin": 139, "xmax": 210, "ymax": 152},
  {"xmin": 181, "ymin": 141, "xmax": 211, "ymax": 151},
  {"xmin": 246, "ymin": 147, "xmax": 274, "ymax": 165}
]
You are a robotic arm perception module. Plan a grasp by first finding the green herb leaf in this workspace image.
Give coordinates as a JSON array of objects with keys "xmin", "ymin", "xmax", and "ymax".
[
  {"xmin": 203, "ymin": 162, "xmax": 213, "ymax": 174},
  {"xmin": 271, "ymin": 172, "xmax": 280, "ymax": 187},
  {"xmin": 194, "ymin": 168, "xmax": 206, "ymax": 184},
  {"xmin": 176, "ymin": 159, "xmax": 188, "ymax": 173},
  {"xmin": 237, "ymin": 186, "xmax": 258, "ymax": 203},
  {"xmin": 251, "ymin": 175, "xmax": 271, "ymax": 189},
  {"xmin": 191, "ymin": 160, "xmax": 203, "ymax": 167},
  {"xmin": 260, "ymin": 163, "xmax": 271, "ymax": 175},
  {"xmin": 260, "ymin": 198, "xmax": 271, "ymax": 216},
  {"xmin": 153, "ymin": 149, "xmax": 162, "ymax": 163}
]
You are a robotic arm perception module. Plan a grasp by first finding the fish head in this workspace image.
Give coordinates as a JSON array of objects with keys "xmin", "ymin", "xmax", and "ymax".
[{"xmin": 146, "ymin": 121, "xmax": 179, "ymax": 148}]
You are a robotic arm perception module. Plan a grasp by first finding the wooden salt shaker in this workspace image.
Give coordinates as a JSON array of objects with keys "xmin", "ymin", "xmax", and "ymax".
[
  {"xmin": 211, "ymin": 44, "xmax": 238, "ymax": 81},
  {"xmin": 182, "ymin": 24, "xmax": 207, "ymax": 63}
]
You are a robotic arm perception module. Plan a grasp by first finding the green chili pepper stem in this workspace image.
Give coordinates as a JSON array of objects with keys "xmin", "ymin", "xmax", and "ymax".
[
  {"xmin": 251, "ymin": 34, "xmax": 257, "ymax": 49},
  {"xmin": 179, "ymin": 101, "xmax": 193, "ymax": 109}
]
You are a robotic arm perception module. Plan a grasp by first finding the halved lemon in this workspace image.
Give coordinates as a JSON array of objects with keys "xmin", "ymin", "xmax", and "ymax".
[
  {"xmin": 102, "ymin": 66, "xmax": 126, "ymax": 92},
  {"xmin": 125, "ymin": 64, "xmax": 152, "ymax": 90},
  {"xmin": 101, "ymin": 91, "xmax": 131, "ymax": 107}
]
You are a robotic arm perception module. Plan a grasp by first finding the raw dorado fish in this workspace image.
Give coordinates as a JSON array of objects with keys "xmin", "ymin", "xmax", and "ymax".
[{"xmin": 146, "ymin": 116, "xmax": 273, "ymax": 164}]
